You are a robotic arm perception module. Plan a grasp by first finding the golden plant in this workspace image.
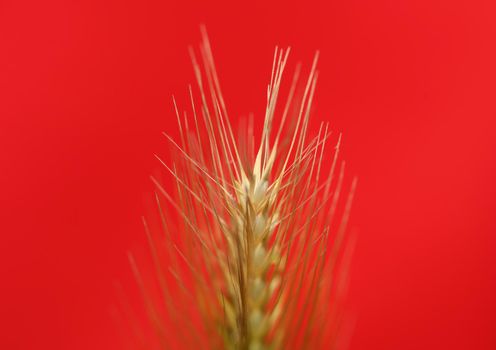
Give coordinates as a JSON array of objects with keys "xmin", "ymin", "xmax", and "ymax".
[{"xmin": 129, "ymin": 27, "xmax": 357, "ymax": 350}]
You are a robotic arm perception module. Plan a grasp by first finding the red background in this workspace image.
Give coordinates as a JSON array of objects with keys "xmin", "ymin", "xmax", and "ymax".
[{"xmin": 1, "ymin": 0, "xmax": 495, "ymax": 349}]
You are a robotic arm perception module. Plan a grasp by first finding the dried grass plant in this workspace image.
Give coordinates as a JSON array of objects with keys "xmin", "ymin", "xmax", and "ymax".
[{"xmin": 128, "ymin": 27, "xmax": 357, "ymax": 350}]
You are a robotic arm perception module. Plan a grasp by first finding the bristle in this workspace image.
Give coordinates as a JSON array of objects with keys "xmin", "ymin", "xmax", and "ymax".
[{"xmin": 136, "ymin": 29, "xmax": 355, "ymax": 350}]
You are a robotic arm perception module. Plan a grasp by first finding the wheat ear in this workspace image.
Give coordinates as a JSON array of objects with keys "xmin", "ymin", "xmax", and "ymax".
[{"xmin": 134, "ymin": 27, "xmax": 357, "ymax": 350}]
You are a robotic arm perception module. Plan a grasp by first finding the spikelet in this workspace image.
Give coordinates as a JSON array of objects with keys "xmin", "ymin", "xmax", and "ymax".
[{"xmin": 131, "ymin": 27, "xmax": 357, "ymax": 350}]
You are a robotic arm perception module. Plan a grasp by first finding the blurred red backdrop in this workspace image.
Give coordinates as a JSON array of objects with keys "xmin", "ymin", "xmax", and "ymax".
[{"xmin": 1, "ymin": 0, "xmax": 495, "ymax": 349}]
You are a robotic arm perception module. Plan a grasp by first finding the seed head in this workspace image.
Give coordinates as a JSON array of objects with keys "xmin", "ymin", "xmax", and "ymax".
[{"xmin": 130, "ymin": 27, "xmax": 357, "ymax": 350}]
